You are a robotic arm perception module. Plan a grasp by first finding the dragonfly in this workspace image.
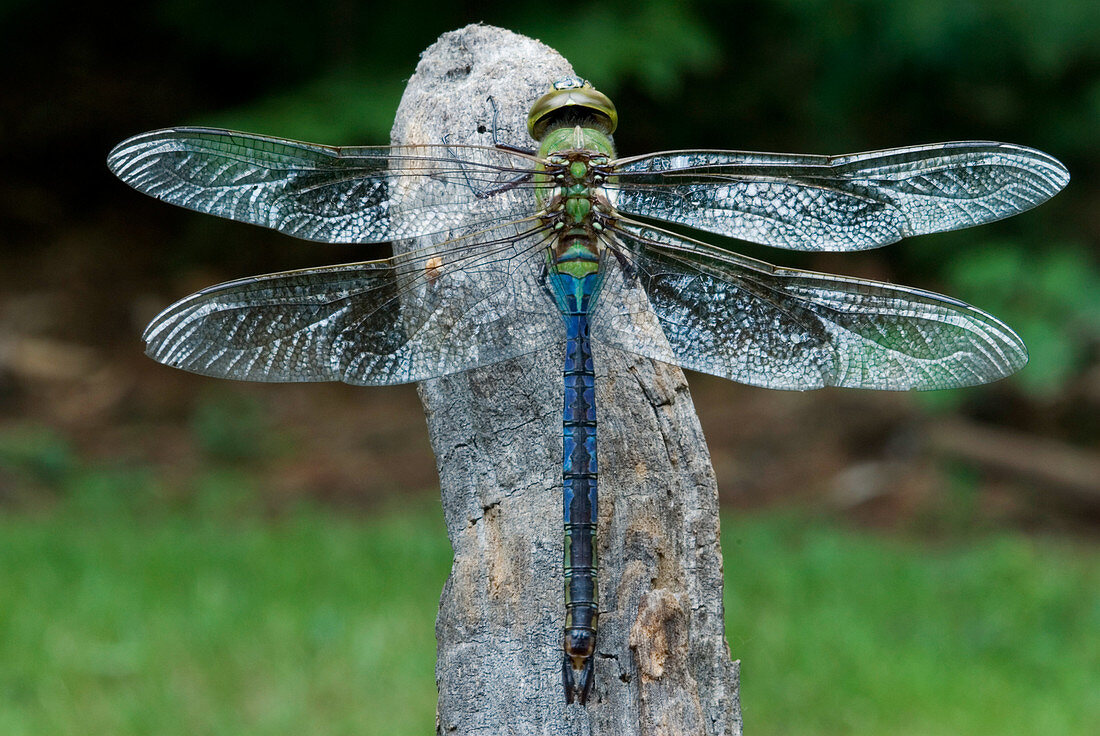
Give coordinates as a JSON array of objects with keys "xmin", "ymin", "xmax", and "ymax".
[{"xmin": 108, "ymin": 76, "xmax": 1068, "ymax": 704}]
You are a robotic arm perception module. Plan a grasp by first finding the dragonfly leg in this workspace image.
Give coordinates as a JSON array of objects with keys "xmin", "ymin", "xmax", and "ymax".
[
  {"xmin": 470, "ymin": 171, "xmax": 533, "ymax": 199},
  {"xmin": 440, "ymin": 130, "xmax": 534, "ymax": 200},
  {"xmin": 439, "ymin": 95, "xmax": 535, "ymax": 199},
  {"xmin": 494, "ymin": 142, "xmax": 537, "ymax": 155},
  {"xmin": 485, "ymin": 94, "xmax": 536, "ymax": 154},
  {"xmin": 606, "ymin": 237, "xmax": 639, "ymax": 282}
]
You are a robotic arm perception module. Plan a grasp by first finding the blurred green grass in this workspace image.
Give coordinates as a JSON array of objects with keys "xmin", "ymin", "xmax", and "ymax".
[
  {"xmin": 1, "ymin": 504, "xmax": 1095, "ymax": 735},
  {"xmin": 724, "ymin": 516, "xmax": 1099, "ymax": 735},
  {"xmin": 0, "ymin": 505, "xmax": 449, "ymax": 736}
]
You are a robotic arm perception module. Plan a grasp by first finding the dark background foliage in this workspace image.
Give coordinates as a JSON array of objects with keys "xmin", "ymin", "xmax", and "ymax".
[{"xmin": 3, "ymin": 0, "xmax": 1096, "ymax": 523}]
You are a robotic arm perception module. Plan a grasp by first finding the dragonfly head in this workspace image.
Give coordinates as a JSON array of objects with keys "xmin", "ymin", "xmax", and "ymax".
[{"xmin": 528, "ymin": 77, "xmax": 618, "ymax": 141}]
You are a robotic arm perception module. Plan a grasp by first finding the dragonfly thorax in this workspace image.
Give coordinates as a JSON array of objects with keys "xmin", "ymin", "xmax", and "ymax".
[{"xmin": 537, "ymin": 143, "xmax": 616, "ymax": 277}]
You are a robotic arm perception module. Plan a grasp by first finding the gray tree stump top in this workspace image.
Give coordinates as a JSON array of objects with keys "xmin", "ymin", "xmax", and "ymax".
[{"xmin": 390, "ymin": 24, "xmax": 741, "ymax": 736}]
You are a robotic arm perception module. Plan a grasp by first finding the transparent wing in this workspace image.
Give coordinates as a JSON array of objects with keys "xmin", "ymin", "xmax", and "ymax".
[
  {"xmin": 591, "ymin": 220, "xmax": 1027, "ymax": 390},
  {"xmin": 108, "ymin": 127, "xmax": 543, "ymax": 243},
  {"xmin": 610, "ymin": 142, "xmax": 1069, "ymax": 251},
  {"xmin": 143, "ymin": 223, "xmax": 565, "ymax": 385}
]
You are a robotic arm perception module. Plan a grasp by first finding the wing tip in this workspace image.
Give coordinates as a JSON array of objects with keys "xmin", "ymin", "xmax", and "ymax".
[
  {"xmin": 107, "ymin": 128, "xmax": 181, "ymax": 175},
  {"xmin": 995, "ymin": 142, "xmax": 1071, "ymax": 199},
  {"xmin": 930, "ymin": 314, "xmax": 1029, "ymax": 391}
]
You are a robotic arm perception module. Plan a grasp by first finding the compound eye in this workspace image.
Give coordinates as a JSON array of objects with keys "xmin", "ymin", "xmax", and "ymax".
[{"xmin": 527, "ymin": 80, "xmax": 618, "ymax": 139}]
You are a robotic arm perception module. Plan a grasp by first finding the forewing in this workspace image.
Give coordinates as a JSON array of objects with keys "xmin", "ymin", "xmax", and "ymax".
[
  {"xmin": 591, "ymin": 221, "xmax": 1027, "ymax": 390},
  {"xmin": 108, "ymin": 127, "xmax": 540, "ymax": 243},
  {"xmin": 611, "ymin": 142, "xmax": 1068, "ymax": 251},
  {"xmin": 143, "ymin": 226, "xmax": 565, "ymax": 385}
]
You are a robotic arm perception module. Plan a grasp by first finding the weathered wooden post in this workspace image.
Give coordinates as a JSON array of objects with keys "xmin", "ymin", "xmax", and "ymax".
[{"xmin": 391, "ymin": 24, "xmax": 741, "ymax": 735}]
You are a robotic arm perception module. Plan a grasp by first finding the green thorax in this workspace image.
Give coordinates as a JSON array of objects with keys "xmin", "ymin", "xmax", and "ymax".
[
  {"xmin": 533, "ymin": 124, "xmax": 616, "ymax": 216},
  {"xmin": 534, "ymin": 125, "xmax": 616, "ymax": 286},
  {"xmin": 526, "ymin": 78, "xmax": 620, "ymax": 295}
]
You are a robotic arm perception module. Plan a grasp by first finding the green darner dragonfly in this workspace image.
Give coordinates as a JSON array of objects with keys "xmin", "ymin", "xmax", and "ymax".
[{"xmin": 108, "ymin": 76, "xmax": 1068, "ymax": 704}]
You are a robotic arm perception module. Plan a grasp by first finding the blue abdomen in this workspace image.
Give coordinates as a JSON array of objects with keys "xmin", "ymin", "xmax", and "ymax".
[{"xmin": 552, "ymin": 267, "xmax": 601, "ymax": 703}]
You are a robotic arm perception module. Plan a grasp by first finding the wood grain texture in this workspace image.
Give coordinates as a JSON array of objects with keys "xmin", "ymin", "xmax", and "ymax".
[{"xmin": 391, "ymin": 24, "xmax": 741, "ymax": 735}]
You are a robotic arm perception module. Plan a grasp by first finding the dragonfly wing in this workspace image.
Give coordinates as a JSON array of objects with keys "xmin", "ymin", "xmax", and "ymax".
[
  {"xmin": 108, "ymin": 128, "xmax": 539, "ymax": 243},
  {"xmin": 611, "ymin": 142, "xmax": 1068, "ymax": 251},
  {"xmin": 143, "ymin": 226, "xmax": 564, "ymax": 385},
  {"xmin": 591, "ymin": 221, "xmax": 1026, "ymax": 390}
]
